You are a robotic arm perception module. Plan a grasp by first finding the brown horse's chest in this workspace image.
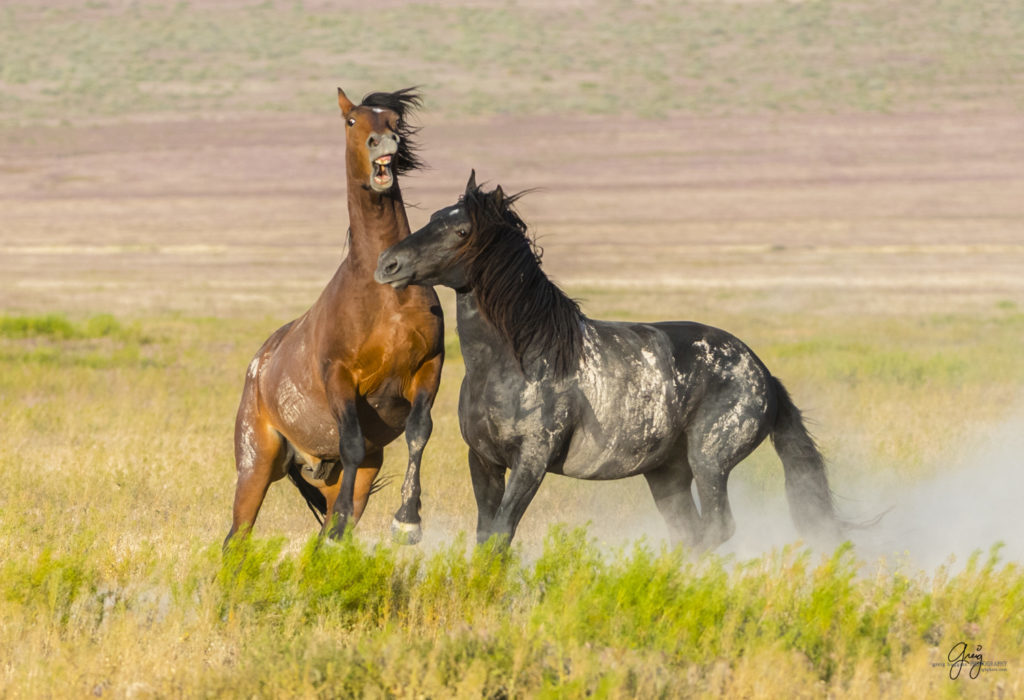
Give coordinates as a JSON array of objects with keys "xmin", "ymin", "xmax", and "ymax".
[
  {"xmin": 273, "ymin": 286, "xmax": 440, "ymax": 454},
  {"xmin": 360, "ymin": 382, "xmax": 412, "ymax": 443},
  {"xmin": 353, "ymin": 302, "xmax": 440, "ymax": 381}
]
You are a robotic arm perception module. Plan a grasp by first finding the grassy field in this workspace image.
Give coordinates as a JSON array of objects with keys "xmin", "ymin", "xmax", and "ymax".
[
  {"xmin": 1, "ymin": 304, "xmax": 1023, "ymax": 696},
  {"xmin": 3, "ymin": 0, "xmax": 1024, "ymax": 696}
]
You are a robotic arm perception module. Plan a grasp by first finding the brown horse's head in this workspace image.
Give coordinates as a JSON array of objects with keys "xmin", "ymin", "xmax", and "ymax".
[{"xmin": 337, "ymin": 87, "xmax": 423, "ymax": 193}]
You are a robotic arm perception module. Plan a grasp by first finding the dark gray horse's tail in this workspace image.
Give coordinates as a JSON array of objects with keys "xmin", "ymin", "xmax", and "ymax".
[{"xmin": 769, "ymin": 377, "xmax": 845, "ymax": 543}]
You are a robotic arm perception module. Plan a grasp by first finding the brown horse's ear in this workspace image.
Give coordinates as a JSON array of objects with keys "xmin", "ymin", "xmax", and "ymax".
[
  {"xmin": 337, "ymin": 87, "xmax": 355, "ymax": 116},
  {"xmin": 466, "ymin": 169, "xmax": 477, "ymax": 194}
]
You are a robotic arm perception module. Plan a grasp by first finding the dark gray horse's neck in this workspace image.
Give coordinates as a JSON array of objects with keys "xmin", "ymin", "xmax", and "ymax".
[
  {"xmin": 455, "ymin": 290, "xmax": 506, "ymax": 371},
  {"xmin": 456, "ymin": 290, "xmax": 586, "ymax": 385}
]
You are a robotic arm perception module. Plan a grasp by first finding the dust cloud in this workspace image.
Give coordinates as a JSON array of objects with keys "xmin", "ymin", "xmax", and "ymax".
[
  {"xmin": 403, "ymin": 410, "xmax": 1024, "ymax": 572},
  {"xmin": 721, "ymin": 409, "xmax": 1024, "ymax": 571}
]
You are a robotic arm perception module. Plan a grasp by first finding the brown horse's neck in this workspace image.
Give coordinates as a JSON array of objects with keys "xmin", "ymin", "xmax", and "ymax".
[{"xmin": 345, "ymin": 185, "xmax": 410, "ymax": 273}]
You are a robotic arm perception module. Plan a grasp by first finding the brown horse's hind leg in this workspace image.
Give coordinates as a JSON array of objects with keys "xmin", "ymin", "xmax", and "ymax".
[
  {"xmin": 643, "ymin": 459, "xmax": 702, "ymax": 549},
  {"xmin": 225, "ymin": 392, "xmax": 287, "ymax": 548}
]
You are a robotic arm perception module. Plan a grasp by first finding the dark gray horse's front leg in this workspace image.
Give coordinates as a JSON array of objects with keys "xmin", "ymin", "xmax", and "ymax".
[
  {"xmin": 487, "ymin": 452, "xmax": 550, "ymax": 544},
  {"xmin": 469, "ymin": 449, "xmax": 506, "ymax": 544},
  {"xmin": 391, "ymin": 391, "xmax": 433, "ymax": 544}
]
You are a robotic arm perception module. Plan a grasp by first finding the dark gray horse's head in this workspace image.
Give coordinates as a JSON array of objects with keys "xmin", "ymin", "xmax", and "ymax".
[{"xmin": 375, "ymin": 171, "xmax": 494, "ymax": 290}]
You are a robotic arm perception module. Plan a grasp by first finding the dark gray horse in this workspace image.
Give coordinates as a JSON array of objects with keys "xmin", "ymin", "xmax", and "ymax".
[{"xmin": 375, "ymin": 172, "xmax": 846, "ymax": 550}]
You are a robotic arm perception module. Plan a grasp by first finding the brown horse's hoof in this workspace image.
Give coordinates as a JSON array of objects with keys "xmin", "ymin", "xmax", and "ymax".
[
  {"xmin": 391, "ymin": 519, "xmax": 422, "ymax": 545},
  {"xmin": 311, "ymin": 461, "xmax": 333, "ymax": 481}
]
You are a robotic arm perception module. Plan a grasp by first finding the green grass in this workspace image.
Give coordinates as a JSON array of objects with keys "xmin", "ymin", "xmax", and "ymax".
[
  {"xmin": 1, "ymin": 0, "xmax": 1023, "ymax": 125},
  {"xmin": 0, "ymin": 312, "xmax": 153, "ymax": 368},
  {"xmin": 1, "ymin": 308, "xmax": 1023, "ymax": 694},
  {"xmin": 2, "ymin": 525, "xmax": 1022, "ymax": 697},
  {"xmin": 0, "ymin": 312, "xmax": 132, "ymax": 340}
]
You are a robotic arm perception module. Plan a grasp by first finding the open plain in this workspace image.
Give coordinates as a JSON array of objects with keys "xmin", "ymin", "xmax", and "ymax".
[{"xmin": 2, "ymin": 1, "xmax": 1024, "ymax": 696}]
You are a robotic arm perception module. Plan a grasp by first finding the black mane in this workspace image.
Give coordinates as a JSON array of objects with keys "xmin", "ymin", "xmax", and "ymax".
[
  {"xmin": 459, "ymin": 184, "xmax": 584, "ymax": 377},
  {"xmin": 360, "ymin": 87, "xmax": 424, "ymax": 175}
]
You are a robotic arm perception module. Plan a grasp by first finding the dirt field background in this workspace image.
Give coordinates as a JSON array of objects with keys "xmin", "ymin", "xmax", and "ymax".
[
  {"xmin": 3, "ymin": 110, "xmax": 1024, "ymax": 320},
  {"xmin": 3, "ymin": 0, "xmax": 1024, "ymax": 322}
]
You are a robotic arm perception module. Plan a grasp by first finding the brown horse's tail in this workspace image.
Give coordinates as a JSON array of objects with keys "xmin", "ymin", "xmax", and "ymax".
[
  {"xmin": 287, "ymin": 463, "xmax": 327, "ymax": 526},
  {"xmin": 770, "ymin": 377, "xmax": 845, "ymax": 544}
]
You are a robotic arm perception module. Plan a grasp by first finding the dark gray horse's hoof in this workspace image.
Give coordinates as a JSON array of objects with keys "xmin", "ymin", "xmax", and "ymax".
[{"xmin": 391, "ymin": 519, "xmax": 422, "ymax": 545}]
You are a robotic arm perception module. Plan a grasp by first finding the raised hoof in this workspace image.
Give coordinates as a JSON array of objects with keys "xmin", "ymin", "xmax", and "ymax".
[{"xmin": 391, "ymin": 519, "xmax": 422, "ymax": 545}]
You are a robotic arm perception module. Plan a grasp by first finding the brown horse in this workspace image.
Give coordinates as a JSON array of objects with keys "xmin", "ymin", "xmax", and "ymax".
[{"xmin": 225, "ymin": 87, "xmax": 444, "ymax": 546}]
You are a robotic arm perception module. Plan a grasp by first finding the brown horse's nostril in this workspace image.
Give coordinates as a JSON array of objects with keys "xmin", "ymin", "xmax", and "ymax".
[{"xmin": 368, "ymin": 135, "xmax": 380, "ymax": 148}]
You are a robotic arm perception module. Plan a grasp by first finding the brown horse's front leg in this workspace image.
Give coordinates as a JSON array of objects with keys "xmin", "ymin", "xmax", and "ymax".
[
  {"xmin": 323, "ymin": 401, "xmax": 365, "ymax": 540},
  {"xmin": 392, "ymin": 355, "xmax": 442, "ymax": 544},
  {"xmin": 321, "ymin": 449, "xmax": 382, "ymax": 530}
]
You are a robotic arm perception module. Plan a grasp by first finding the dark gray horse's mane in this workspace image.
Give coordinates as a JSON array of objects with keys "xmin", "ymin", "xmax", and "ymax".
[
  {"xmin": 360, "ymin": 87, "xmax": 424, "ymax": 175},
  {"xmin": 459, "ymin": 184, "xmax": 584, "ymax": 377}
]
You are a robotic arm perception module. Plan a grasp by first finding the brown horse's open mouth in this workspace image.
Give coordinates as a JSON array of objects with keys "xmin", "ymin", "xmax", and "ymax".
[{"xmin": 373, "ymin": 155, "xmax": 394, "ymax": 189}]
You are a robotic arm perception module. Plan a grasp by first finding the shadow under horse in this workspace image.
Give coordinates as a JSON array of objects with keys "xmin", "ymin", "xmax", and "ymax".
[
  {"xmin": 375, "ymin": 172, "xmax": 848, "ymax": 550},
  {"xmin": 225, "ymin": 88, "xmax": 444, "ymax": 546}
]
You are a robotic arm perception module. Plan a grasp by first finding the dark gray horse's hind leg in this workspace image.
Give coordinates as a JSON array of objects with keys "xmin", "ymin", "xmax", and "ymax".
[
  {"xmin": 643, "ymin": 460, "xmax": 703, "ymax": 549},
  {"xmin": 691, "ymin": 465, "xmax": 735, "ymax": 550},
  {"xmin": 686, "ymin": 405, "xmax": 768, "ymax": 550},
  {"xmin": 689, "ymin": 444, "xmax": 752, "ymax": 551},
  {"xmin": 468, "ymin": 450, "xmax": 506, "ymax": 544}
]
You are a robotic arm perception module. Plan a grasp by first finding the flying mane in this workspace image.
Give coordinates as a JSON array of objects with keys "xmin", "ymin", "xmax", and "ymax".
[
  {"xmin": 359, "ymin": 88, "xmax": 424, "ymax": 175},
  {"xmin": 459, "ymin": 184, "xmax": 584, "ymax": 378}
]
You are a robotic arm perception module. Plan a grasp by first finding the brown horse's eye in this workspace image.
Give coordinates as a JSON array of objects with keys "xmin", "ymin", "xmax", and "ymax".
[{"xmin": 346, "ymin": 117, "xmax": 356, "ymax": 127}]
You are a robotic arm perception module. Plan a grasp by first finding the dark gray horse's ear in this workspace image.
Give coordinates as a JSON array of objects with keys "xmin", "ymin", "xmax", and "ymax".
[
  {"xmin": 466, "ymin": 169, "xmax": 477, "ymax": 194},
  {"xmin": 494, "ymin": 185, "xmax": 505, "ymax": 206}
]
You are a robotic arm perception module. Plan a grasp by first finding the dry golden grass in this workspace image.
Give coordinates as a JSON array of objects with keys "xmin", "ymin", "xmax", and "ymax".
[{"xmin": 1, "ymin": 303, "xmax": 1023, "ymax": 697}]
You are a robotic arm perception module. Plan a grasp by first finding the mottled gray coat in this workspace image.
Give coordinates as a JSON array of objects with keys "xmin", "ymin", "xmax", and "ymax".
[{"xmin": 377, "ymin": 175, "xmax": 844, "ymax": 549}]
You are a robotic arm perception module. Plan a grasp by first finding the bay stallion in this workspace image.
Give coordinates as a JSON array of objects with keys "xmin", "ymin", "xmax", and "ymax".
[{"xmin": 225, "ymin": 88, "xmax": 443, "ymax": 547}]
